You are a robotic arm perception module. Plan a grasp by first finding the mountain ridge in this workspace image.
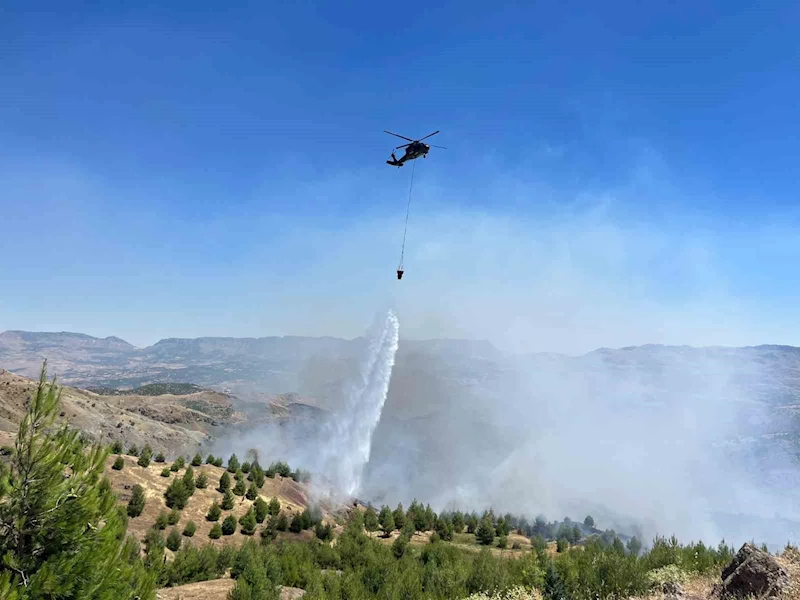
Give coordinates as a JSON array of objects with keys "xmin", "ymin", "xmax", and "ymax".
[{"xmin": 4, "ymin": 328, "xmax": 798, "ymax": 356}]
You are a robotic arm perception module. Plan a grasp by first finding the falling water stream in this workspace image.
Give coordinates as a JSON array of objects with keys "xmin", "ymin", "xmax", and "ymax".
[{"xmin": 316, "ymin": 310, "xmax": 400, "ymax": 497}]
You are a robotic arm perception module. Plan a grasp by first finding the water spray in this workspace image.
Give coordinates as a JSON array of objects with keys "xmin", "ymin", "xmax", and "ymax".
[{"xmin": 314, "ymin": 310, "xmax": 400, "ymax": 499}]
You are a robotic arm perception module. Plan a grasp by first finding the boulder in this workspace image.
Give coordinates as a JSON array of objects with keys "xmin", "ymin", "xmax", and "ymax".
[
  {"xmin": 661, "ymin": 580, "xmax": 684, "ymax": 599},
  {"xmin": 712, "ymin": 543, "xmax": 790, "ymax": 599}
]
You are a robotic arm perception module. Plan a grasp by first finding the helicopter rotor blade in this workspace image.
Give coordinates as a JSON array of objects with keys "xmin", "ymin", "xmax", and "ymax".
[
  {"xmin": 428, "ymin": 144, "xmax": 447, "ymax": 149},
  {"xmin": 395, "ymin": 143, "xmax": 411, "ymax": 149},
  {"xmin": 418, "ymin": 130, "xmax": 440, "ymax": 141},
  {"xmin": 384, "ymin": 130, "xmax": 415, "ymax": 142}
]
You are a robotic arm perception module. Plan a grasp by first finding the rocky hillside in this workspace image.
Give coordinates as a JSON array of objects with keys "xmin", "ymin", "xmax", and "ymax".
[{"xmin": 0, "ymin": 367, "xmax": 245, "ymax": 456}]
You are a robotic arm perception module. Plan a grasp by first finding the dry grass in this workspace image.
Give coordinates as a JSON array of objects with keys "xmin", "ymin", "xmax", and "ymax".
[
  {"xmin": 156, "ymin": 579, "xmax": 306, "ymax": 600},
  {"xmin": 777, "ymin": 545, "xmax": 800, "ymax": 600},
  {"xmin": 156, "ymin": 578, "xmax": 235, "ymax": 600},
  {"xmin": 0, "ymin": 369, "xmax": 223, "ymax": 455}
]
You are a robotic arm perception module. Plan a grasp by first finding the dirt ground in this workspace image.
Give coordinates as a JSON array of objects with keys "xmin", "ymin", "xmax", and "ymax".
[{"xmin": 156, "ymin": 580, "xmax": 305, "ymax": 600}]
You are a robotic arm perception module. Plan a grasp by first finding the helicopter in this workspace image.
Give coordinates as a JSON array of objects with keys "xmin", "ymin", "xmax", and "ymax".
[{"xmin": 384, "ymin": 130, "xmax": 446, "ymax": 167}]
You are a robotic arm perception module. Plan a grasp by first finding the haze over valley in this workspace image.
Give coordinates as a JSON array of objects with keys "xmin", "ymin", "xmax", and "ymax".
[{"xmin": 3, "ymin": 324, "xmax": 799, "ymax": 549}]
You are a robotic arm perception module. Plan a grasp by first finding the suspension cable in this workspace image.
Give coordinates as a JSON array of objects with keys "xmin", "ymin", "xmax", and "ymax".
[{"xmin": 398, "ymin": 159, "xmax": 416, "ymax": 270}]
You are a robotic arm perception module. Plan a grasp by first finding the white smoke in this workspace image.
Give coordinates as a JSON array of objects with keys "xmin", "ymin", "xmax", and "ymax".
[{"xmin": 312, "ymin": 309, "xmax": 399, "ymax": 499}]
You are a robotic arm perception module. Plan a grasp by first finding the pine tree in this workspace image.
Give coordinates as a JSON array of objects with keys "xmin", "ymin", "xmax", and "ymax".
[
  {"xmin": 393, "ymin": 503, "xmax": 406, "ymax": 531},
  {"xmin": 239, "ymin": 508, "xmax": 257, "ymax": 535},
  {"xmin": 191, "ymin": 453, "xmax": 202, "ymax": 466},
  {"xmin": 452, "ymin": 511, "xmax": 465, "ymax": 533},
  {"xmin": 392, "ymin": 534, "xmax": 409, "ymax": 558},
  {"xmin": 315, "ymin": 521, "xmax": 333, "ymax": 541},
  {"xmin": 111, "ymin": 440, "xmax": 123, "ymax": 453},
  {"xmin": 155, "ymin": 510, "xmax": 169, "ymax": 530},
  {"xmin": 160, "ymin": 467, "xmax": 171, "ymax": 478},
  {"xmin": 209, "ymin": 523, "xmax": 222, "ymax": 539},
  {"xmin": 144, "ymin": 528, "xmax": 165, "ymax": 571},
  {"xmin": 167, "ymin": 508, "xmax": 180, "ymax": 526},
  {"xmin": 434, "ymin": 515, "xmax": 454, "ymax": 541},
  {"xmin": 182, "ymin": 465, "xmax": 195, "ymax": 493},
  {"xmin": 113, "ymin": 455, "xmax": 124, "ymax": 470},
  {"xmin": 222, "ymin": 515, "xmax": 237, "ymax": 535},
  {"xmin": 195, "ymin": 472, "xmax": 208, "ymax": 489},
  {"xmin": 227, "ymin": 453, "xmax": 240, "ymax": 473},
  {"xmin": 171, "ymin": 456, "xmax": 185, "ymax": 472},
  {"xmin": 154, "ymin": 451, "xmax": 166, "ymax": 463},
  {"xmin": 254, "ymin": 497, "xmax": 268, "ymax": 523},
  {"xmin": 182, "ymin": 521, "xmax": 196, "ymax": 537},
  {"xmin": 268, "ymin": 496, "xmax": 281, "ymax": 516},
  {"xmin": 476, "ymin": 515, "xmax": 496, "ymax": 545},
  {"xmin": 228, "ymin": 546, "xmax": 279, "ymax": 600},
  {"xmin": 221, "ymin": 489, "xmax": 235, "ymax": 510},
  {"xmin": 0, "ymin": 362, "xmax": 156, "ymax": 599},
  {"xmin": 496, "ymin": 516, "xmax": 509, "ymax": 537},
  {"xmin": 544, "ymin": 561, "xmax": 568, "ymax": 600},
  {"xmin": 299, "ymin": 509, "xmax": 312, "ymax": 530},
  {"xmin": 364, "ymin": 506, "xmax": 379, "ymax": 532},
  {"xmin": 379, "ymin": 505, "xmax": 395, "ymax": 537},
  {"xmin": 627, "ymin": 536, "xmax": 642, "ymax": 557},
  {"xmin": 241, "ymin": 461, "xmax": 251, "ymax": 474},
  {"xmin": 583, "ymin": 515, "xmax": 594, "ymax": 528},
  {"xmin": 245, "ymin": 482, "xmax": 258, "ymax": 500},
  {"xmin": 213, "ymin": 457, "xmax": 223, "ymax": 467},
  {"xmin": 289, "ymin": 513, "xmax": 303, "ymax": 533},
  {"xmin": 249, "ymin": 465, "xmax": 265, "ymax": 488},
  {"xmin": 206, "ymin": 501, "xmax": 222, "ymax": 522},
  {"xmin": 276, "ymin": 512, "xmax": 289, "ymax": 531},
  {"xmin": 164, "ymin": 478, "xmax": 190, "ymax": 509},
  {"xmin": 467, "ymin": 513, "xmax": 479, "ymax": 534},
  {"xmin": 166, "ymin": 528, "xmax": 181, "ymax": 551},
  {"xmin": 127, "ymin": 484, "xmax": 146, "ymax": 517},
  {"xmin": 218, "ymin": 471, "xmax": 231, "ymax": 493},
  {"xmin": 233, "ymin": 477, "xmax": 246, "ymax": 497},
  {"xmin": 569, "ymin": 525, "xmax": 581, "ymax": 544},
  {"xmin": 205, "ymin": 453, "xmax": 216, "ymax": 465},
  {"xmin": 138, "ymin": 443, "xmax": 153, "ymax": 468},
  {"xmin": 128, "ymin": 443, "xmax": 139, "ymax": 457}
]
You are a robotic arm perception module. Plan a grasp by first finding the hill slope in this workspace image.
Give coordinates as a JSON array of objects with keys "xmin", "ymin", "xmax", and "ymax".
[{"xmin": 0, "ymin": 368, "xmax": 244, "ymax": 456}]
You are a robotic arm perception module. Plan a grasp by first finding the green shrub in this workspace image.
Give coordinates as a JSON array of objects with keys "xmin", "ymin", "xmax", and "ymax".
[
  {"xmin": 166, "ymin": 528, "xmax": 181, "ymax": 551},
  {"xmin": 222, "ymin": 515, "xmax": 237, "ymax": 535},
  {"xmin": 138, "ymin": 444, "xmax": 152, "ymax": 467},
  {"xmin": 127, "ymin": 484, "xmax": 145, "ymax": 517},
  {"xmin": 183, "ymin": 521, "xmax": 197, "ymax": 537},
  {"xmin": 207, "ymin": 501, "xmax": 222, "ymax": 522},
  {"xmin": 155, "ymin": 510, "xmax": 169, "ymax": 530},
  {"xmin": 112, "ymin": 455, "xmax": 124, "ymax": 470}
]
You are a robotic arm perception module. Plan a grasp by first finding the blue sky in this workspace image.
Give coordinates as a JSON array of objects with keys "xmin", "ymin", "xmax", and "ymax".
[{"xmin": 1, "ymin": 0, "xmax": 799, "ymax": 353}]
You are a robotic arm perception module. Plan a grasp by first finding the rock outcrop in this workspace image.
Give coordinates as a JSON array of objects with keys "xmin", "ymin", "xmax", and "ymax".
[{"xmin": 712, "ymin": 543, "xmax": 790, "ymax": 599}]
